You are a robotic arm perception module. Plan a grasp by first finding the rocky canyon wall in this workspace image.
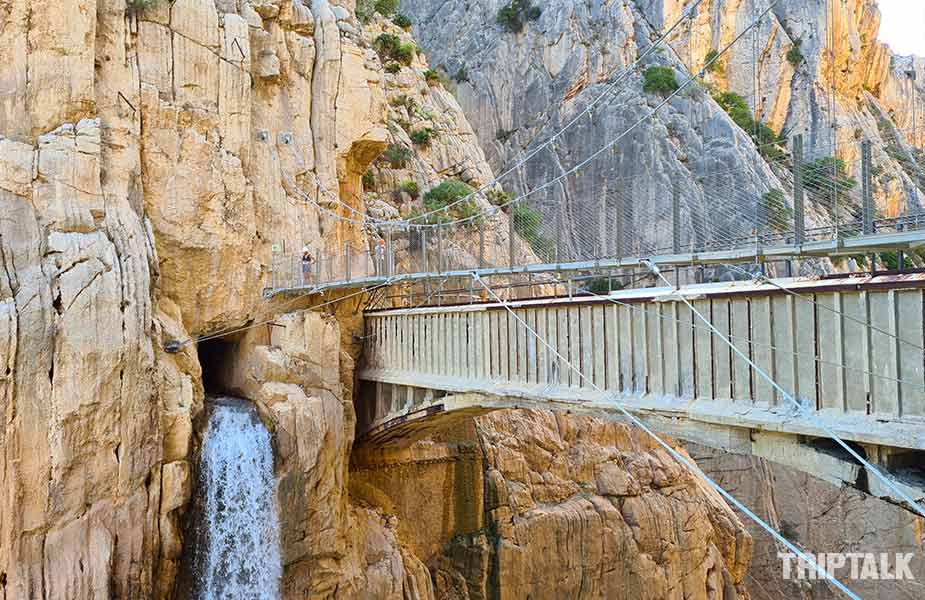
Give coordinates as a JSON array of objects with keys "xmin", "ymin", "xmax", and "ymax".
[
  {"xmin": 400, "ymin": 0, "xmax": 925, "ymax": 261},
  {"xmin": 0, "ymin": 0, "xmax": 756, "ymax": 598}
]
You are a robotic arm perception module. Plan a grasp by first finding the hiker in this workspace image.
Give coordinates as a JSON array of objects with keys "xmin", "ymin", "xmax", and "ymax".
[{"xmin": 302, "ymin": 246, "xmax": 314, "ymax": 285}]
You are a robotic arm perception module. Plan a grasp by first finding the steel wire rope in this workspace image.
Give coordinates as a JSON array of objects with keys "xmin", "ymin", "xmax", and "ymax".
[{"xmin": 469, "ymin": 272, "xmax": 864, "ymax": 600}]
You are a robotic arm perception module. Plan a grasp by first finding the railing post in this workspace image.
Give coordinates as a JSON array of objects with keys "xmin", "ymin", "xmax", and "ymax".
[
  {"xmin": 672, "ymin": 182, "xmax": 681, "ymax": 254},
  {"xmin": 479, "ymin": 218, "xmax": 486, "ymax": 268},
  {"xmin": 509, "ymin": 207, "xmax": 516, "ymax": 268},
  {"xmin": 436, "ymin": 226, "xmax": 443, "ymax": 273},
  {"xmin": 616, "ymin": 188, "xmax": 624, "ymax": 260},
  {"xmin": 555, "ymin": 208, "xmax": 562, "ymax": 264},
  {"xmin": 345, "ymin": 243, "xmax": 351, "ymax": 281},
  {"xmin": 385, "ymin": 226, "xmax": 393, "ymax": 277},
  {"xmin": 315, "ymin": 252, "xmax": 322, "ymax": 284},
  {"xmin": 862, "ymin": 140, "xmax": 874, "ymax": 235},
  {"xmin": 793, "ymin": 134, "xmax": 805, "ymax": 245},
  {"xmin": 421, "ymin": 228, "xmax": 428, "ymax": 273}
]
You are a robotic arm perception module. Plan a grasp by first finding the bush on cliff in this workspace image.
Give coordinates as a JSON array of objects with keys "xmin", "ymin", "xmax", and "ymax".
[
  {"xmin": 497, "ymin": 0, "xmax": 542, "ymax": 33},
  {"xmin": 642, "ymin": 66, "xmax": 679, "ymax": 97}
]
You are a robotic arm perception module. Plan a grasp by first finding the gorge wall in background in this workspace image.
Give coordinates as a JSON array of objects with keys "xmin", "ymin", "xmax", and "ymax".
[{"xmin": 0, "ymin": 0, "xmax": 921, "ymax": 598}]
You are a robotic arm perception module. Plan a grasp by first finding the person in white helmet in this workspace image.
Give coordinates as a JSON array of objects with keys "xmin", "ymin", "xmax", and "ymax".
[{"xmin": 301, "ymin": 245, "xmax": 314, "ymax": 285}]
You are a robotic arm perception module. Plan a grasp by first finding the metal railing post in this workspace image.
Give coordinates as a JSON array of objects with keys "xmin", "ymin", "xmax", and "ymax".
[
  {"xmin": 616, "ymin": 187, "xmax": 625, "ymax": 259},
  {"xmin": 793, "ymin": 134, "xmax": 805, "ymax": 245},
  {"xmin": 479, "ymin": 218, "xmax": 486, "ymax": 268},
  {"xmin": 436, "ymin": 226, "xmax": 443, "ymax": 273},
  {"xmin": 421, "ymin": 228, "xmax": 428, "ymax": 273},
  {"xmin": 315, "ymin": 253, "xmax": 322, "ymax": 284},
  {"xmin": 862, "ymin": 140, "xmax": 874, "ymax": 235},
  {"xmin": 672, "ymin": 182, "xmax": 681, "ymax": 254},
  {"xmin": 385, "ymin": 227, "xmax": 393, "ymax": 277},
  {"xmin": 509, "ymin": 208, "xmax": 516, "ymax": 268},
  {"xmin": 345, "ymin": 243, "xmax": 351, "ymax": 281},
  {"xmin": 555, "ymin": 208, "xmax": 562, "ymax": 264}
]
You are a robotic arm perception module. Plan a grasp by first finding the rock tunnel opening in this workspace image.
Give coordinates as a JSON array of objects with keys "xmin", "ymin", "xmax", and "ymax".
[{"xmin": 197, "ymin": 337, "xmax": 238, "ymax": 396}]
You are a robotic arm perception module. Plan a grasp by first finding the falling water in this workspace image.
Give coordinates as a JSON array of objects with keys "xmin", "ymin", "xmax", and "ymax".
[{"xmin": 195, "ymin": 397, "xmax": 282, "ymax": 600}]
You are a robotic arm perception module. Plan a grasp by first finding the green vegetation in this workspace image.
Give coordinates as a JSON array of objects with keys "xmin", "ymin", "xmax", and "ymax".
[
  {"xmin": 424, "ymin": 69, "xmax": 447, "ymax": 86},
  {"xmin": 802, "ymin": 156, "xmax": 860, "ymax": 222},
  {"xmin": 126, "ymin": 0, "xmax": 156, "ymax": 10},
  {"xmin": 454, "ymin": 67, "xmax": 469, "ymax": 82},
  {"xmin": 399, "ymin": 180, "xmax": 420, "ymax": 198},
  {"xmin": 803, "ymin": 156, "xmax": 858, "ymax": 194},
  {"xmin": 704, "ymin": 50, "xmax": 724, "ymax": 74},
  {"xmin": 486, "ymin": 188, "xmax": 511, "ymax": 206},
  {"xmin": 392, "ymin": 14, "xmax": 412, "ymax": 30},
  {"xmin": 497, "ymin": 0, "xmax": 542, "ymax": 33},
  {"xmin": 380, "ymin": 143, "xmax": 413, "ymax": 169},
  {"xmin": 362, "ymin": 169, "xmax": 375, "ymax": 190},
  {"xmin": 510, "ymin": 202, "xmax": 552, "ymax": 256},
  {"xmin": 410, "ymin": 127, "xmax": 435, "ymax": 146},
  {"xmin": 390, "ymin": 94, "xmax": 418, "ymax": 111},
  {"xmin": 712, "ymin": 91, "xmax": 785, "ymax": 159},
  {"xmin": 759, "ymin": 188, "xmax": 793, "ymax": 232},
  {"xmin": 584, "ymin": 277, "xmax": 624, "ymax": 295},
  {"xmin": 384, "ymin": 62, "xmax": 401, "ymax": 74},
  {"xmin": 421, "ymin": 180, "xmax": 480, "ymax": 224},
  {"xmin": 642, "ymin": 66, "xmax": 679, "ymax": 97},
  {"xmin": 786, "ymin": 41, "xmax": 804, "ymax": 67},
  {"xmin": 374, "ymin": 34, "xmax": 416, "ymax": 66},
  {"xmin": 374, "ymin": 0, "xmax": 399, "ymax": 17}
]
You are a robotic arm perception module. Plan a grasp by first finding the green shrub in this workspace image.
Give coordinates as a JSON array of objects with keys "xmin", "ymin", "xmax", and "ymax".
[
  {"xmin": 410, "ymin": 127, "xmax": 435, "ymax": 146},
  {"xmin": 392, "ymin": 14, "xmax": 412, "ymax": 30},
  {"xmin": 510, "ymin": 202, "xmax": 552, "ymax": 256},
  {"xmin": 380, "ymin": 143, "xmax": 413, "ymax": 169},
  {"xmin": 584, "ymin": 277, "xmax": 624, "ymax": 295},
  {"xmin": 486, "ymin": 188, "xmax": 511, "ymax": 206},
  {"xmin": 374, "ymin": 0, "xmax": 399, "ymax": 16},
  {"xmin": 424, "ymin": 69, "xmax": 446, "ymax": 86},
  {"xmin": 422, "ymin": 179, "xmax": 479, "ymax": 224},
  {"xmin": 384, "ymin": 62, "xmax": 401, "ymax": 74},
  {"xmin": 704, "ymin": 50, "xmax": 724, "ymax": 74},
  {"xmin": 712, "ymin": 91, "xmax": 785, "ymax": 159},
  {"xmin": 497, "ymin": 0, "xmax": 542, "ymax": 33},
  {"xmin": 374, "ymin": 34, "xmax": 416, "ymax": 66},
  {"xmin": 642, "ymin": 66, "xmax": 679, "ymax": 97},
  {"xmin": 399, "ymin": 180, "xmax": 420, "ymax": 198},
  {"xmin": 362, "ymin": 170, "xmax": 375, "ymax": 190},
  {"xmin": 356, "ymin": 0, "xmax": 374, "ymax": 24},
  {"xmin": 127, "ymin": 0, "xmax": 156, "ymax": 10},
  {"xmin": 760, "ymin": 188, "xmax": 793, "ymax": 231},
  {"xmin": 803, "ymin": 156, "xmax": 858, "ymax": 194},
  {"xmin": 786, "ymin": 42, "xmax": 804, "ymax": 67},
  {"xmin": 390, "ymin": 94, "xmax": 418, "ymax": 110},
  {"xmin": 454, "ymin": 67, "xmax": 469, "ymax": 82}
]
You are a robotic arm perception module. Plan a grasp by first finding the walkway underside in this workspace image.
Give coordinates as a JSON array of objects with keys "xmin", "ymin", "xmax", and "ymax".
[
  {"xmin": 356, "ymin": 382, "xmax": 925, "ymax": 514},
  {"xmin": 357, "ymin": 272, "xmax": 925, "ymax": 513},
  {"xmin": 268, "ymin": 230, "xmax": 925, "ymax": 297}
]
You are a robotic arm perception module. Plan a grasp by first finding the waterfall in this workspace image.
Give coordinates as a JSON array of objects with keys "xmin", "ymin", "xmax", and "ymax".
[{"xmin": 195, "ymin": 397, "xmax": 282, "ymax": 600}]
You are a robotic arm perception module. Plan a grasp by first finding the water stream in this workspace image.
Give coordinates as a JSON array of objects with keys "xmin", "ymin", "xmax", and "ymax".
[{"xmin": 195, "ymin": 397, "xmax": 282, "ymax": 600}]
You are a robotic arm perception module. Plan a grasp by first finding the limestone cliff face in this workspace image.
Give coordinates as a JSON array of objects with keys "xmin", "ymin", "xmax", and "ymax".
[
  {"xmin": 400, "ymin": 0, "xmax": 925, "ymax": 256},
  {"xmin": 352, "ymin": 410, "xmax": 753, "ymax": 599},
  {"xmin": 0, "ymin": 1, "xmax": 753, "ymax": 599},
  {"xmin": 690, "ymin": 444, "xmax": 925, "ymax": 599}
]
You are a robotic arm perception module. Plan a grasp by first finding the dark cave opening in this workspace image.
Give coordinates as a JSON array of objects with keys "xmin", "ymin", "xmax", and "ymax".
[{"xmin": 196, "ymin": 337, "xmax": 236, "ymax": 396}]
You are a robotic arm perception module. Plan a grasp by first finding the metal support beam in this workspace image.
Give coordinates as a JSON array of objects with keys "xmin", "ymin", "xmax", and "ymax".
[
  {"xmin": 862, "ymin": 140, "xmax": 874, "ymax": 235},
  {"xmin": 616, "ymin": 188, "xmax": 625, "ymax": 259},
  {"xmin": 793, "ymin": 134, "xmax": 805, "ymax": 245},
  {"xmin": 509, "ymin": 208, "xmax": 516, "ymax": 268},
  {"xmin": 437, "ymin": 226, "xmax": 443, "ymax": 273},
  {"xmin": 345, "ymin": 243, "xmax": 352, "ymax": 281},
  {"xmin": 479, "ymin": 219, "xmax": 486, "ymax": 268},
  {"xmin": 672, "ymin": 182, "xmax": 681, "ymax": 254}
]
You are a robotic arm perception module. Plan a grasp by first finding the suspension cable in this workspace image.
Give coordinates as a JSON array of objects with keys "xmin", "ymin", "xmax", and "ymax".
[
  {"xmin": 643, "ymin": 260, "xmax": 925, "ymax": 518},
  {"xmin": 470, "ymin": 272, "xmax": 863, "ymax": 600}
]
